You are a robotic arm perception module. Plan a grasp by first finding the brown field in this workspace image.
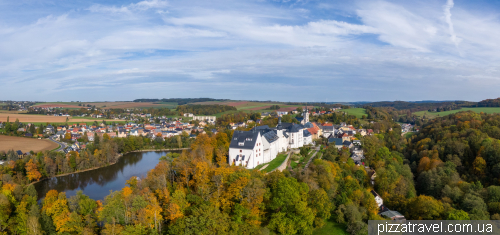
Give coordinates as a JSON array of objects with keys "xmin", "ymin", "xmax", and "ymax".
[
  {"xmin": 0, "ymin": 113, "xmax": 117, "ymax": 123},
  {"xmin": 0, "ymin": 135, "xmax": 58, "ymax": 153}
]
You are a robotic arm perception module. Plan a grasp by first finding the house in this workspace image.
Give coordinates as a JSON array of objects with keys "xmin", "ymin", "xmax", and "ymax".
[
  {"xmin": 45, "ymin": 125, "xmax": 55, "ymax": 134},
  {"xmin": 16, "ymin": 150, "xmax": 23, "ymax": 159},
  {"xmin": 130, "ymin": 129, "xmax": 139, "ymax": 136},
  {"xmin": 276, "ymin": 111, "xmax": 288, "ymax": 116},
  {"xmin": 321, "ymin": 124, "xmax": 335, "ymax": 138},
  {"xmin": 192, "ymin": 116, "xmax": 216, "ymax": 123},
  {"xmin": 379, "ymin": 208, "xmax": 405, "ymax": 221},
  {"xmin": 229, "ymin": 130, "xmax": 263, "ymax": 169},
  {"xmin": 118, "ymin": 130, "xmax": 127, "ymax": 138},
  {"xmin": 307, "ymin": 122, "xmax": 322, "ymax": 139},
  {"xmin": 371, "ymin": 190, "xmax": 383, "ymax": 208},
  {"xmin": 328, "ymin": 138, "xmax": 344, "ymax": 149},
  {"xmin": 260, "ymin": 112, "xmax": 271, "ymax": 118},
  {"xmin": 350, "ymin": 152, "xmax": 364, "ymax": 164},
  {"xmin": 184, "ymin": 113, "xmax": 194, "ymax": 117},
  {"xmin": 25, "ymin": 133, "xmax": 33, "ymax": 137},
  {"xmin": 343, "ymin": 141, "xmax": 353, "ymax": 149},
  {"xmin": 87, "ymin": 132, "xmax": 95, "ymax": 141}
]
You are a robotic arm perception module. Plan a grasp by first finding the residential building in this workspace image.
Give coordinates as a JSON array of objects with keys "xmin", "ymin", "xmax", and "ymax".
[{"xmin": 192, "ymin": 116, "xmax": 216, "ymax": 123}]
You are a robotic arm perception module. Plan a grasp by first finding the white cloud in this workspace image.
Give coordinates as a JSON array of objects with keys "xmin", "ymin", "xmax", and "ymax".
[
  {"xmin": 1, "ymin": 0, "xmax": 500, "ymax": 101},
  {"xmin": 443, "ymin": 0, "xmax": 462, "ymax": 54}
]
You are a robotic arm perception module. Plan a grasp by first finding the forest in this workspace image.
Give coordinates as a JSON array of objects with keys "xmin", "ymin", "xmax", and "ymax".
[
  {"xmin": 133, "ymin": 98, "xmax": 228, "ymax": 105},
  {"xmin": 0, "ymin": 129, "xmax": 387, "ymax": 235},
  {"xmin": 6, "ymin": 109, "xmax": 500, "ymax": 234},
  {"xmin": 176, "ymin": 104, "xmax": 237, "ymax": 116}
]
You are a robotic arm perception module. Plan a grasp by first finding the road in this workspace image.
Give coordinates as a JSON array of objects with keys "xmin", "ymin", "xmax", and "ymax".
[{"xmin": 49, "ymin": 135, "xmax": 67, "ymax": 152}]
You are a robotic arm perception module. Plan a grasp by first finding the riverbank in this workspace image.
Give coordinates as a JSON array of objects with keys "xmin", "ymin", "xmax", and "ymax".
[{"xmin": 27, "ymin": 148, "xmax": 188, "ymax": 186}]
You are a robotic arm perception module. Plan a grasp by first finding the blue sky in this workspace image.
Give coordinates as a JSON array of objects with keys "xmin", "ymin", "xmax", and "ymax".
[{"xmin": 1, "ymin": 0, "xmax": 500, "ymax": 102}]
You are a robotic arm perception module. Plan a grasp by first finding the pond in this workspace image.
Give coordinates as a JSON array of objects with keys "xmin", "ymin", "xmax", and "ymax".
[{"xmin": 34, "ymin": 151, "xmax": 176, "ymax": 201}]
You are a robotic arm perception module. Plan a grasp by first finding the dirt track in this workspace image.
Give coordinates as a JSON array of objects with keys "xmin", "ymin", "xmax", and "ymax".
[{"xmin": 0, "ymin": 135, "xmax": 58, "ymax": 153}]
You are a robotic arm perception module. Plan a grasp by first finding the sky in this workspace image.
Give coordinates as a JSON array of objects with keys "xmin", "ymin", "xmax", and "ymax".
[{"xmin": 1, "ymin": 0, "xmax": 500, "ymax": 102}]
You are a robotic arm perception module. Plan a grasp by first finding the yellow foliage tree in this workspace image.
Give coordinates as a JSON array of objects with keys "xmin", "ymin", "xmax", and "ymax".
[{"xmin": 25, "ymin": 159, "xmax": 42, "ymax": 182}]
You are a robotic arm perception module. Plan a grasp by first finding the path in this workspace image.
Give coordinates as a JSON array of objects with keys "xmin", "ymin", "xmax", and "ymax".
[{"xmin": 303, "ymin": 146, "xmax": 321, "ymax": 171}]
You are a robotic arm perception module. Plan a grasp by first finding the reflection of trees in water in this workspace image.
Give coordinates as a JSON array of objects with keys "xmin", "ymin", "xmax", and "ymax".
[{"xmin": 35, "ymin": 152, "xmax": 146, "ymax": 199}]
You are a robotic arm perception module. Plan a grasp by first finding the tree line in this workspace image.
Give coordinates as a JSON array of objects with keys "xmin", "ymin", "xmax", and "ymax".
[{"xmin": 176, "ymin": 104, "xmax": 236, "ymax": 116}]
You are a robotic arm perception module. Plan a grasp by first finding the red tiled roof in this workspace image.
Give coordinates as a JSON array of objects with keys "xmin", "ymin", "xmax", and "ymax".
[{"xmin": 322, "ymin": 123, "xmax": 333, "ymax": 126}]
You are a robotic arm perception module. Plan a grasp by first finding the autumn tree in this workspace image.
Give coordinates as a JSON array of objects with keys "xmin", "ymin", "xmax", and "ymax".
[{"xmin": 25, "ymin": 159, "xmax": 42, "ymax": 182}]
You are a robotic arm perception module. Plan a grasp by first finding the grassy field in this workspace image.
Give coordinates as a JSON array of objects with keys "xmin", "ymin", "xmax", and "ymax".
[
  {"xmin": 0, "ymin": 135, "xmax": 59, "ymax": 153},
  {"xmin": 404, "ymin": 132, "xmax": 415, "ymax": 138},
  {"xmin": 261, "ymin": 153, "xmax": 288, "ymax": 173},
  {"xmin": 414, "ymin": 107, "xmax": 500, "ymax": 119},
  {"xmin": 341, "ymin": 108, "xmax": 367, "ymax": 119},
  {"xmin": 313, "ymin": 220, "xmax": 349, "ymax": 235}
]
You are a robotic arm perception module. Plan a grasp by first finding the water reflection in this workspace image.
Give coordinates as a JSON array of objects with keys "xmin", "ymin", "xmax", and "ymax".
[{"xmin": 35, "ymin": 151, "xmax": 175, "ymax": 201}]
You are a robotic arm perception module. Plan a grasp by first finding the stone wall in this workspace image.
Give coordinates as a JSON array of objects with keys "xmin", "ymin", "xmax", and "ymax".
[{"xmin": 268, "ymin": 152, "xmax": 291, "ymax": 173}]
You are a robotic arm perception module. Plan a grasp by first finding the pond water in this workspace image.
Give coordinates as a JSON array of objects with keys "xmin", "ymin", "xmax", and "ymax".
[{"xmin": 34, "ymin": 151, "xmax": 175, "ymax": 201}]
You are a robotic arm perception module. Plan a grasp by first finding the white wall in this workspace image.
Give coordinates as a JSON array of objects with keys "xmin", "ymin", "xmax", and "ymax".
[{"xmin": 228, "ymin": 133, "xmax": 263, "ymax": 169}]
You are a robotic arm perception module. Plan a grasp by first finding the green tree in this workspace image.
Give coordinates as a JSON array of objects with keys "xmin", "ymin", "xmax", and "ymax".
[{"xmin": 266, "ymin": 175, "xmax": 315, "ymax": 235}]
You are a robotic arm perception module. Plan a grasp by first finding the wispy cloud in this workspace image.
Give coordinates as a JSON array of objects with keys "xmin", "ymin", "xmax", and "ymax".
[
  {"xmin": 0, "ymin": 0, "xmax": 500, "ymax": 101},
  {"xmin": 443, "ymin": 0, "xmax": 462, "ymax": 55}
]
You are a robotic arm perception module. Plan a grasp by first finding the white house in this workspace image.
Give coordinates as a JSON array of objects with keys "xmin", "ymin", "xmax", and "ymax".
[
  {"xmin": 130, "ymin": 129, "xmax": 139, "ymax": 136},
  {"xmin": 229, "ymin": 131, "xmax": 266, "ymax": 169},
  {"xmin": 371, "ymin": 190, "xmax": 384, "ymax": 208}
]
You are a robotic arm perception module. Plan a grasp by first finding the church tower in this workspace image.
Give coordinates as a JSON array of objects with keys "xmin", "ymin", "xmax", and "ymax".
[{"xmin": 303, "ymin": 106, "xmax": 309, "ymax": 123}]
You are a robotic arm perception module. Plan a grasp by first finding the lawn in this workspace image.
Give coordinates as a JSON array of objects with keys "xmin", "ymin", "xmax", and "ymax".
[
  {"xmin": 261, "ymin": 153, "xmax": 288, "ymax": 173},
  {"xmin": 404, "ymin": 132, "xmax": 415, "ymax": 138},
  {"xmin": 313, "ymin": 220, "xmax": 349, "ymax": 235},
  {"xmin": 341, "ymin": 108, "xmax": 367, "ymax": 119},
  {"xmin": 414, "ymin": 107, "xmax": 500, "ymax": 119}
]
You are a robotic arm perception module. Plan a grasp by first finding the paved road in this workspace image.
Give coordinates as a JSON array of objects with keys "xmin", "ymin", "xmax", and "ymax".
[{"xmin": 49, "ymin": 135, "xmax": 67, "ymax": 152}]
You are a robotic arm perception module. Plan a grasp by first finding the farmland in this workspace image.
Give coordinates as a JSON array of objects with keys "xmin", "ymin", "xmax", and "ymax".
[
  {"xmin": 341, "ymin": 108, "xmax": 367, "ymax": 119},
  {"xmin": 414, "ymin": 107, "xmax": 500, "ymax": 119},
  {"xmin": 0, "ymin": 135, "xmax": 58, "ymax": 153},
  {"xmin": 0, "ymin": 113, "xmax": 119, "ymax": 123},
  {"xmin": 33, "ymin": 101, "xmax": 178, "ymax": 109}
]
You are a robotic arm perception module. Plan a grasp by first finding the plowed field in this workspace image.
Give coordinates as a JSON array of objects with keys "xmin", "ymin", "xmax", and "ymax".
[
  {"xmin": 0, "ymin": 135, "xmax": 58, "ymax": 153},
  {"xmin": 0, "ymin": 113, "xmax": 116, "ymax": 123}
]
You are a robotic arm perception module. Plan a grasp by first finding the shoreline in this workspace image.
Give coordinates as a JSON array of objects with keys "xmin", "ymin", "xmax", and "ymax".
[{"xmin": 27, "ymin": 148, "xmax": 189, "ymax": 186}]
